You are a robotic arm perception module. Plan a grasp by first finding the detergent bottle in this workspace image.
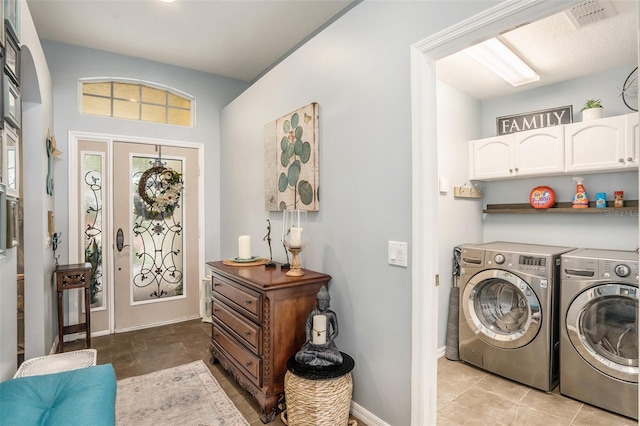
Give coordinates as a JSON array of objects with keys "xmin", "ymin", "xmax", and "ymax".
[{"xmin": 572, "ymin": 177, "xmax": 589, "ymax": 208}]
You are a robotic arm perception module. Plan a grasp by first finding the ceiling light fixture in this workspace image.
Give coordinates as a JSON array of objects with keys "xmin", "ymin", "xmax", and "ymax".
[
  {"xmin": 463, "ymin": 38, "xmax": 540, "ymax": 87},
  {"xmin": 160, "ymin": 0, "xmax": 176, "ymax": 3}
]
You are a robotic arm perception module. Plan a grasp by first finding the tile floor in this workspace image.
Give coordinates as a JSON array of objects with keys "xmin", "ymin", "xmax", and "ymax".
[
  {"xmin": 62, "ymin": 319, "xmax": 636, "ymax": 425},
  {"xmin": 64, "ymin": 319, "xmax": 364, "ymax": 426},
  {"xmin": 437, "ymin": 356, "xmax": 637, "ymax": 426}
]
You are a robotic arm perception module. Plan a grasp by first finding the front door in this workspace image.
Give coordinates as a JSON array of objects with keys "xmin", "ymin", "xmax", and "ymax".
[
  {"xmin": 112, "ymin": 142, "xmax": 199, "ymax": 331},
  {"xmin": 72, "ymin": 137, "xmax": 201, "ymax": 334}
]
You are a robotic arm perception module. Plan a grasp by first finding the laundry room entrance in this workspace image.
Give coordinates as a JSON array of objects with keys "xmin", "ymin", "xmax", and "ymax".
[{"xmin": 410, "ymin": 0, "xmax": 639, "ymax": 423}]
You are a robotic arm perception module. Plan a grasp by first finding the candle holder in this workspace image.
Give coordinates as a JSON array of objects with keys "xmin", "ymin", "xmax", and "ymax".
[{"xmin": 282, "ymin": 209, "xmax": 308, "ymax": 277}]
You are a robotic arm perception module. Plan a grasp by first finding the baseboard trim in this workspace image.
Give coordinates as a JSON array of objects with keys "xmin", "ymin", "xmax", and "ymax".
[
  {"xmin": 114, "ymin": 314, "xmax": 201, "ymax": 334},
  {"xmin": 350, "ymin": 400, "xmax": 391, "ymax": 426}
]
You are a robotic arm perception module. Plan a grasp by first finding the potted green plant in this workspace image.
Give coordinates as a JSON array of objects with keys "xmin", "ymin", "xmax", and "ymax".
[{"xmin": 581, "ymin": 99, "xmax": 603, "ymax": 121}]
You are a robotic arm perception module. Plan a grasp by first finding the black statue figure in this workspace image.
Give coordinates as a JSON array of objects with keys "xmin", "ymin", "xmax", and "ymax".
[
  {"xmin": 263, "ymin": 219, "xmax": 276, "ymax": 268},
  {"xmin": 295, "ymin": 286, "xmax": 343, "ymax": 366},
  {"xmin": 281, "ymin": 240, "xmax": 290, "ymax": 269}
]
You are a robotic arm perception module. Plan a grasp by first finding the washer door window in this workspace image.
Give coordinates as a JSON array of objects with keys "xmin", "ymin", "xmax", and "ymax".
[
  {"xmin": 566, "ymin": 283, "xmax": 638, "ymax": 383},
  {"xmin": 463, "ymin": 269, "xmax": 541, "ymax": 349}
]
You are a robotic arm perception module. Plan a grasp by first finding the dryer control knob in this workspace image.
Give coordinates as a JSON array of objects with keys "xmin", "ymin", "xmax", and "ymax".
[
  {"xmin": 615, "ymin": 264, "xmax": 631, "ymax": 277},
  {"xmin": 494, "ymin": 254, "xmax": 505, "ymax": 264}
]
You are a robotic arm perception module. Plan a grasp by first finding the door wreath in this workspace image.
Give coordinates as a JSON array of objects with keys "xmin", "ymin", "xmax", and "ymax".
[{"xmin": 137, "ymin": 166, "xmax": 184, "ymax": 218}]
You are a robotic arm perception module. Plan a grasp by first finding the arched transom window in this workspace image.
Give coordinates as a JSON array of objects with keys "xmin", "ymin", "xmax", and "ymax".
[{"xmin": 80, "ymin": 79, "xmax": 193, "ymax": 127}]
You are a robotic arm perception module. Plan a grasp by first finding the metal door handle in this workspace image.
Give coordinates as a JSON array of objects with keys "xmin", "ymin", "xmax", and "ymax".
[{"xmin": 116, "ymin": 228, "xmax": 130, "ymax": 252}]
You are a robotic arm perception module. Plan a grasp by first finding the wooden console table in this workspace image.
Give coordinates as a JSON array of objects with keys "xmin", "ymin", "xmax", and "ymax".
[
  {"xmin": 55, "ymin": 263, "xmax": 92, "ymax": 353},
  {"xmin": 206, "ymin": 261, "xmax": 331, "ymax": 423}
]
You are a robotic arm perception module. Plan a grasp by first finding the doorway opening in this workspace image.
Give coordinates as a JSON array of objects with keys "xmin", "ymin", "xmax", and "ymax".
[{"xmin": 409, "ymin": 1, "xmax": 587, "ymax": 423}]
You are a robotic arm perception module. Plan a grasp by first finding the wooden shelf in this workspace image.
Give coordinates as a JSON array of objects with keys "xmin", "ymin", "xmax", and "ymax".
[{"xmin": 484, "ymin": 200, "xmax": 639, "ymax": 214}]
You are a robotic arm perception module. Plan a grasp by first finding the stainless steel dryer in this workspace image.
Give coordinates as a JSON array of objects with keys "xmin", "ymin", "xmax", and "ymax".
[
  {"xmin": 560, "ymin": 248, "xmax": 638, "ymax": 419},
  {"xmin": 459, "ymin": 241, "xmax": 575, "ymax": 392}
]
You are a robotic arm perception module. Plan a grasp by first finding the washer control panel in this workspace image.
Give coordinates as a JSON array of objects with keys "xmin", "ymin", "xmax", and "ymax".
[{"xmin": 482, "ymin": 251, "xmax": 551, "ymax": 276}]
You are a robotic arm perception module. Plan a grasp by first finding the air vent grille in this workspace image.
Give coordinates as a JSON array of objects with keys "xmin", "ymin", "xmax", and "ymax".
[{"xmin": 564, "ymin": 0, "xmax": 617, "ymax": 28}]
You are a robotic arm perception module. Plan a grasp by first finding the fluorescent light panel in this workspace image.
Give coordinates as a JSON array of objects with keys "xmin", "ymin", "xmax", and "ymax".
[{"xmin": 464, "ymin": 38, "xmax": 539, "ymax": 87}]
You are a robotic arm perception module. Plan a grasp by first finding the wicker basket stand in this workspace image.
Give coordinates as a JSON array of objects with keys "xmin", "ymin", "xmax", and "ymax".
[{"xmin": 282, "ymin": 352, "xmax": 356, "ymax": 426}]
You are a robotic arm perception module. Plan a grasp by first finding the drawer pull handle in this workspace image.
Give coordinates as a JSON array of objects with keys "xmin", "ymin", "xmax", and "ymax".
[
  {"xmin": 213, "ymin": 282, "xmax": 220, "ymax": 286},
  {"xmin": 244, "ymin": 330, "xmax": 250, "ymax": 336},
  {"xmin": 213, "ymin": 308, "xmax": 219, "ymax": 312},
  {"xmin": 245, "ymin": 361, "xmax": 252, "ymax": 367},
  {"xmin": 245, "ymin": 300, "xmax": 252, "ymax": 305}
]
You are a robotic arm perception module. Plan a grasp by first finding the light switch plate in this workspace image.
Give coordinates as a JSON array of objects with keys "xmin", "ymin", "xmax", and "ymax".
[{"xmin": 388, "ymin": 241, "xmax": 408, "ymax": 267}]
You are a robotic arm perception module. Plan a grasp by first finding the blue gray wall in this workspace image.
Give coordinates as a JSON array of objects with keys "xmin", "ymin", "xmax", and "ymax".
[
  {"xmin": 220, "ymin": 2, "xmax": 501, "ymax": 424},
  {"xmin": 40, "ymin": 40, "xmax": 248, "ymax": 269}
]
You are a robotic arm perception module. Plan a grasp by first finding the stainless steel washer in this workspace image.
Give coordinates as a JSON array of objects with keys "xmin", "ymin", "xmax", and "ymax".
[
  {"xmin": 560, "ymin": 248, "xmax": 638, "ymax": 419},
  {"xmin": 459, "ymin": 241, "xmax": 575, "ymax": 392}
]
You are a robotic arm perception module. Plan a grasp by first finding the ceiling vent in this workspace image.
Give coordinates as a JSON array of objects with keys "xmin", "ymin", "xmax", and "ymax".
[{"xmin": 565, "ymin": 0, "xmax": 617, "ymax": 28}]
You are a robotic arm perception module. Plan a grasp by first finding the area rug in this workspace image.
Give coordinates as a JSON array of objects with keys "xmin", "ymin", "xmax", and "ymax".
[{"xmin": 115, "ymin": 360, "xmax": 249, "ymax": 426}]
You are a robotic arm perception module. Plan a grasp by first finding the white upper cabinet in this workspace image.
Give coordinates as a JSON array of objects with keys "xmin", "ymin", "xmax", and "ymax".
[
  {"xmin": 625, "ymin": 112, "xmax": 639, "ymax": 168},
  {"xmin": 565, "ymin": 115, "xmax": 628, "ymax": 173},
  {"xmin": 470, "ymin": 113, "xmax": 639, "ymax": 181},
  {"xmin": 469, "ymin": 126, "xmax": 564, "ymax": 180},
  {"xmin": 469, "ymin": 134, "xmax": 514, "ymax": 180}
]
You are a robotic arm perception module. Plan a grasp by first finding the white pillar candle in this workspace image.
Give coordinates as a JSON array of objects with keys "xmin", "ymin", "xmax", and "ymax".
[
  {"xmin": 289, "ymin": 227, "xmax": 303, "ymax": 248},
  {"xmin": 238, "ymin": 235, "xmax": 251, "ymax": 259},
  {"xmin": 312, "ymin": 314, "xmax": 327, "ymax": 345}
]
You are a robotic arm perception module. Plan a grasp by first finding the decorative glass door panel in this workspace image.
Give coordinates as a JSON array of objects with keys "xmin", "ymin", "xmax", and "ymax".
[
  {"xmin": 82, "ymin": 152, "xmax": 104, "ymax": 309},
  {"xmin": 131, "ymin": 156, "xmax": 184, "ymax": 302}
]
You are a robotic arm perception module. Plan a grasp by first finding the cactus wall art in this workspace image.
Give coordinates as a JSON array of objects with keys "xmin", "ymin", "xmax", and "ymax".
[{"xmin": 264, "ymin": 102, "xmax": 319, "ymax": 211}]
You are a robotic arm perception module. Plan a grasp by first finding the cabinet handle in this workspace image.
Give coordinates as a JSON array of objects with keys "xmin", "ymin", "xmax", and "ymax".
[
  {"xmin": 245, "ymin": 361, "xmax": 252, "ymax": 367},
  {"xmin": 628, "ymin": 157, "xmax": 633, "ymax": 161},
  {"xmin": 509, "ymin": 168, "xmax": 513, "ymax": 173},
  {"xmin": 213, "ymin": 308, "xmax": 219, "ymax": 312},
  {"xmin": 245, "ymin": 300, "xmax": 252, "ymax": 305},
  {"xmin": 514, "ymin": 167, "xmax": 519, "ymax": 172},
  {"xmin": 244, "ymin": 330, "xmax": 250, "ymax": 336},
  {"xmin": 619, "ymin": 158, "xmax": 625, "ymax": 163},
  {"xmin": 213, "ymin": 282, "xmax": 219, "ymax": 286}
]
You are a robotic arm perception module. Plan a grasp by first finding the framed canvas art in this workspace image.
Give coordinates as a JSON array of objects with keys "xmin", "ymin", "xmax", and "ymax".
[{"xmin": 264, "ymin": 102, "xmax": 319, "ymax": 211}]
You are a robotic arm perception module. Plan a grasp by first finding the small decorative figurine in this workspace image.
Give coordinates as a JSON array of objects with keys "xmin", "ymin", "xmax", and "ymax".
[
  {"xmin": 263, "ymin": 219, "xmax": 276, "ymax": 268},
  {"xmin": 52, "ymin": 232, "xmax": 61, "ymax": 266},
  {"xmin": 295, "ymin": 286, "xmax": 343, "ymax": 366},
  {"xmin": 281, "ymin": 241, "xmax": 290, "ymax": 269}
]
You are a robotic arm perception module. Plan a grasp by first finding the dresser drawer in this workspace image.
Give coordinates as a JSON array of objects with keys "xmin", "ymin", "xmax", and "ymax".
[
  {"xmin": 212, "ymin": 299, "xmax": 261, "ymax": 354},
  {"xmin": 212, "ymin": 275, "xmax": 261, "ymax": 321},
  {"xmin": 213, "ymin": 323, "xmax": 262, "ymax": 386}
]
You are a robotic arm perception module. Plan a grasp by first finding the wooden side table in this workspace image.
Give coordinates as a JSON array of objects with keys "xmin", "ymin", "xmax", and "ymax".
[{"xmin": 55, "ymin": 263, "xmax": 92, "ymax": 353}]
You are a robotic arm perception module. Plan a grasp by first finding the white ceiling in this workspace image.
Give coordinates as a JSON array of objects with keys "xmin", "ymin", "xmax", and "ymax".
[
  {"xmin": 24, "ymin": 1, "xmax": 638, "ymax": 96},
  {"xmin": 437, "ymin": 0, "xmax": 638, "ymax": 100},
  {"xmin": 25, "ymin": 0, "xmax": 356, "ymax": 83}
]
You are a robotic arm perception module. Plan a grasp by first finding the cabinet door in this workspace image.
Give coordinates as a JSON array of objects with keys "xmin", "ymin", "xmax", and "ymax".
[
  {"xmin": 469, "ymin": 135, "xmax": 514, "ymax": 180},
  {"xmin": 514, "ymin": 126, "xmax": 564, "ymax": 177},
  {"xmin": 565, "ymin": 115, "xmax": 626, "ymax": 173},
  {"xmin": 625, "ymin": 112, "xmax": 639, "ymax": 168}
]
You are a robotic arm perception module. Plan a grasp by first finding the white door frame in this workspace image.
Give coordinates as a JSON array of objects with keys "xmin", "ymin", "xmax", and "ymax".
[
  {"xmin": 409, "ymin": 1, "xmax": 582, "ymax": 423},
  {"xmin": 68, "ymin": 130, "xmax": 205, "ymax": 335}
]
